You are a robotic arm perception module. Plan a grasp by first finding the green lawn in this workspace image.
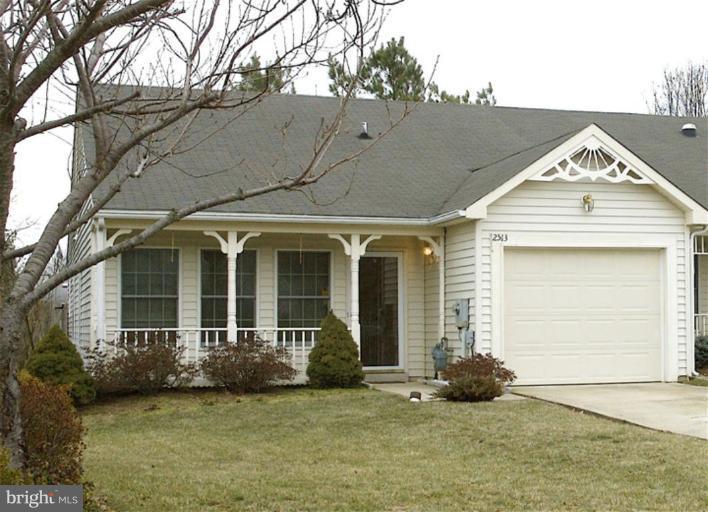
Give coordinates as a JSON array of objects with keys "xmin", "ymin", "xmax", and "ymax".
[{"xmin": 83, "ymin": 388, "xmax": 708, "ymax": 512}]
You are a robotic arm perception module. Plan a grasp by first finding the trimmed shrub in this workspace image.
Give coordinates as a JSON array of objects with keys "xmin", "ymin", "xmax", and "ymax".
[
  {"xmin": 434, "ymin": 376, "xmax": 503, "ymax": 402},
  {"xmin": 307, "ymin": 312, "xmax": 364, "ymax": 388},
  {"xmin": 696, "ymin": 336, "xmax": 708, "ymax": 371},
  {"xmin": 440, "ymin": 353, "xmax": 516, "ymax": 384},
  {"xmin": 84, "ymin": 348, "xmax": 128, "ymax": 396},
  {"xmin": 86, "ymin": 342, "xmax": 196, "ymax": 396},
  {"xmin": 200, "ymin": 337, "xmax": 297, "ymax": 393},
  {"xmin": 25, "ymin": 325, "xmax": 95, "ymax": 405},
  {"xmin": 19, "ymin": 371, "xmax": 84, "ymax": 484},
  {"xmin": 435, "ymin": 353, "xmax": 516, "ymax": 402}
]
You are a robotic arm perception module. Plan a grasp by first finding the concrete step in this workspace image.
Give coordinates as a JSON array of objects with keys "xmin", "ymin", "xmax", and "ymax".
[{"xmin": 364, "ymin": 371, "xmax": 409, "ymax": 383}]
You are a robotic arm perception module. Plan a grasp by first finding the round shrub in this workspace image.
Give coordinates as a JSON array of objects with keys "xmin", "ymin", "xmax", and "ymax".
[
  {"xmin": 200, "ymin": 337, "xmax": 297, "ymax": 393},
  {"xmin": 434, "ymin": 353, "xmax": 516, "ymax": 402},
  {"xmin": 434, "ymin": 375, "xmax": 503, "ymax": 402},
  {"xmin": 25, "ymin": 325, "xmax": 95, "ymax": 405},
  {"xmin": 307, "ymin": 312, "xmax": 364, "ymax": 388},
  {"xmin": 696, "ymin": 336, "xmax": 708, "ymax": 372},
  {"xmin": 86, "ymin": 342, "xmax": 197, "ymax": 396}
]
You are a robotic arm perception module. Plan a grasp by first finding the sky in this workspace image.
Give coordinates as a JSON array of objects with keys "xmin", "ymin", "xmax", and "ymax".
[{"xmin": 9, "ymin": 0, "xmax": 708, "ymax": 247}]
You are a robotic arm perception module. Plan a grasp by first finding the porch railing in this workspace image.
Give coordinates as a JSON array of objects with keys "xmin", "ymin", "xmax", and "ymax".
[
  {"xmin": 695, "ymin": 314, "xmax": 708, "ymax": 337},
  {"xmin": 104, "ymin": 327, "xmax": 320, "ymax": 378}
]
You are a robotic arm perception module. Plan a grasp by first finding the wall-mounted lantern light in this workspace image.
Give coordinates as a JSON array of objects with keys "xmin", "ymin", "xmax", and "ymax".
[
  {"xmin": 423, "ymin": 245, "xmax": 434, "ymax": 256},
  {"xmin": 581, "ymin": 193, "xmax": 594, "ymax": 213}
]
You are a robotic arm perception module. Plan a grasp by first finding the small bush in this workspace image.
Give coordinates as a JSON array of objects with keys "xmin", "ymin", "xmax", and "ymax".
[
  {"xmin": 25, "ymin": 325, "xmax": 95, "ymax": 405},
  {"xmin": 435, "ymin": 353, "xmax": 516, "ymax": 402},
  {"xmin": 86, "ymin": 342, "xmax": 196, "ymax": 396},
  {"xmin": 19, "ymin": 371, "xmax": 84, "ymax": 484},
  {"xmin": 440, "ymin": 353, "xmax": 516, "ymax": 384},
  {"xmin": 0, "ymin": 447, "xmax": 29, "ymax": 484},
  {"xmin": 696, "ymin": 336, "xmax": 708, "ymax": 371},
  {"xmin": 200, "ymin": 337, "xmax": 297, "ymax": 393},
  {"xmin": 434, "ymin": 375, "xmax": 503, "ymax": 402},
  {"xmin": 307, "ymin": 312, "xmax": 364, "ymax": 388},
  {"xmin": 84, "ymin": 348, "xmax": 128, "ymax": 396}
]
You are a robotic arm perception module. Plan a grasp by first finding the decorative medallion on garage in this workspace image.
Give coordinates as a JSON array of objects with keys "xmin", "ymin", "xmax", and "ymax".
[{"xmin": 529, "ymin": 136, "xmax": 653, "ymax": 184}]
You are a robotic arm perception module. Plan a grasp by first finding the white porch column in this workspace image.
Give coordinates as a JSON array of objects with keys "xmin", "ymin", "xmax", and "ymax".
[
  {"xmin": 328, "ymin": 233, "xmax": 381, "ymax": 349},
  {"xmin": 94, "ymin": 222, "xmax": 131, "ymax": 348},
  {"xmin": 204, "ymin": 230, "xmax": 261, "ymax": 341},
  {"xmin": 226, "ymin": 232, "xmax": 238, "ymax": 342},
  {"xmin": 350, "ymin": 234, "xmax": 361, "ymax": 345},
  {"xmin": 419, "ymin": 236, "xmax": 445, "ymax": 341}
]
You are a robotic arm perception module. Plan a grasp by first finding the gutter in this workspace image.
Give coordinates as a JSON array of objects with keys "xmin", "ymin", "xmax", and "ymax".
[{"xmin": 98, "ymin": 208, "xmax": 468, "ymax": 226}]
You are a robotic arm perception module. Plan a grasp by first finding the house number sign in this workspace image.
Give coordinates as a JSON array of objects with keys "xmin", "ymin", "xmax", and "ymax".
[{"xmin": 490, "ymin": 233, "xmax": 508, "ymax": 242}]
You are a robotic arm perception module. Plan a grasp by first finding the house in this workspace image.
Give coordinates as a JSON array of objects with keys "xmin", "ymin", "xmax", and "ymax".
[{"xmin": 67, "ymin": 93, "xmax": 708, "ymax": 385}]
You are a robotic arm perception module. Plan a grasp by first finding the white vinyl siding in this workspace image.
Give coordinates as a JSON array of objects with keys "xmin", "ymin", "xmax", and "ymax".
[
  {"xmin": 423, "ymin": 254, "xmax": 440, "ymax": 377},
  {"xmin": 479, "ymin": 180, "xmax": 690, "ymax": 376},
  {"xmin": 443, "ymin": 222, "xmax": 475, "ymax": 357},
  {"xmin": 66, "ymin": 206, "xmax": 94, "ymax": 351}
]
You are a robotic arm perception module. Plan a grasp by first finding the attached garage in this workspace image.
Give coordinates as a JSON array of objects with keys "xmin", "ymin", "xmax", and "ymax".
[{"xmin": 503, "ymin": 247, "xmax": 663, "ymax": 385}]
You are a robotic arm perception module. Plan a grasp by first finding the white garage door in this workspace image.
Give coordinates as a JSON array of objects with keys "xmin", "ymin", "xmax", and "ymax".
[{"xmin": 504, "ymin": 248, "xmax": 662, "ymax": 385}]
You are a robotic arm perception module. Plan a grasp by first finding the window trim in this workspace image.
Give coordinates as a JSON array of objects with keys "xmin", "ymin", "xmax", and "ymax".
[
  {"xmin": 197, "ymin": 247, "xmax": 259, "ymax": 330},
  {"xmin": 274, "ymin": 249, "xmax": 333, "ymax": 328},
  {"xmin": 117, "ymin": 246, "xmax": 182, "ymax": 330}
]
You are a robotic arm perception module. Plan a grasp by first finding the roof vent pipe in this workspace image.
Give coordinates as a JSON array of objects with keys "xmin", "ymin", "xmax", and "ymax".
[
  {"xmin": 681, "ymin": 123, "xmax": 697, "ymax": 137},
  {"xmin": 358, "ymin": 121, "xmax": 371, "ymax": 139}
]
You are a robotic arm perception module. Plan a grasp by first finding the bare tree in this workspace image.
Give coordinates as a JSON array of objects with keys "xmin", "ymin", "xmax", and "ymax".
[
  {"xmin": 0, "ymin": 0, "xmax": 409, "ymax": 467},
  {"xmin": 651, "ymin": 62, "xmax": 708, "ymax": 117}
]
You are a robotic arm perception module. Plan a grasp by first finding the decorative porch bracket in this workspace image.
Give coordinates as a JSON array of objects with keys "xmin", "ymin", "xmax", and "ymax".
[
  {"xmin": 418, "ymin": 236, "xmax": 445, "ymax": 341},
  {"xmin": 328, "ymin": 234, "xmax": 382, "ymax": 349},
  {"xmin": 94, "ymin": 222, "xmax": 132, "ymax": 348},
  {"xmin": 204, "ymin": 231, "xmax": 261, "ymax": 341}
]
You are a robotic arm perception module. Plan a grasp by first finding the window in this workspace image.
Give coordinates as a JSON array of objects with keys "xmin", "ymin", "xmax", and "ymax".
[
  {"xmin": 200, "ymin": 250, "xmax": 257, "ymax": 332},
  {"xmin": 277, "ymin": 251, "xmax": 330, "ymax": 328},
  {"xmin": 121, "ymin": 249, "xmax": 179, "ymax": 328}
]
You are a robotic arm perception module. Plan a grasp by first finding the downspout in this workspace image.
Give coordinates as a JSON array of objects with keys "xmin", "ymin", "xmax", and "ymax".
[
  {"xmin": 94, "ymin": 217, "xmax": 107, "ymax": 351},
  {"xmin": 439, "ymin": 228, "xmax": 446, "ymax": 343},
  {"xmin": 688, "ymin": 224, "xmax": 708, "ymax": 377}
]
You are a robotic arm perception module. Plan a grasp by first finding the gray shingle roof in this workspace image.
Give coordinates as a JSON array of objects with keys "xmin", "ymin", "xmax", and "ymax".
[{"xmin": 94, "ymin": 93, "xmax": 708, "ymax": 219}]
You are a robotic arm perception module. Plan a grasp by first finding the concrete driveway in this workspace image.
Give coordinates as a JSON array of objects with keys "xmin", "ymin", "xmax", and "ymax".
[{"xmin": 513, "ymin": 383, "xmax": 708, "ymax": 440}]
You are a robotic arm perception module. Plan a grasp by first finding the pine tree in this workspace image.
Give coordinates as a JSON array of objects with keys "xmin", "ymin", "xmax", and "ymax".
[
  {"xmin": 307, "ymin": 312, "xmax": 364, "ymax": 388},
  {"xmin": 25, "ymin": 325, "xmax": 95, "ymax": 405},
  {"xmin": 328, "ymin": 37, "xmax": 496, "ymax": 106}
]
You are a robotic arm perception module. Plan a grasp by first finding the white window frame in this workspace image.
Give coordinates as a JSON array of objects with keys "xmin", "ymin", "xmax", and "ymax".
[
  {"xmin": 117, "ymin": 246, "xmax": 182, "ymax": 330},
  {"xmin": 274, "ymin": 249, "xmax": 333, "ymax": 329}
]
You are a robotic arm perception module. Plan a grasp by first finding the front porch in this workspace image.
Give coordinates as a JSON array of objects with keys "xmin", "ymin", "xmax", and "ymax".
[
  {"xmin": 95, "ymin": 222, "xmax": 447, "ymax": 381},
  {"xmin": 695, "ymin": 236, "xmax": 708, "ymax": 337}
]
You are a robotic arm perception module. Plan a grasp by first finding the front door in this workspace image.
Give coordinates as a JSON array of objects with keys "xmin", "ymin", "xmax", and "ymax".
[{"xmin": 360, "ymin": 255, "xmax": 401, "ymax": 367}]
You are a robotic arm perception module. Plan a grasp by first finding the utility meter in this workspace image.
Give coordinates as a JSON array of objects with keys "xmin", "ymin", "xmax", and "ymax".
[{"xmin": 453, "ymin": 299, "xmax": 469, "ymax": 329}]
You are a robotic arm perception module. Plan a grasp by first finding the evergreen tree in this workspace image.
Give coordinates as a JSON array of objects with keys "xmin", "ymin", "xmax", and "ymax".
[
  {"xmin": 329, "ymin": 37, "xmax": 496, "ymax": 105},
  {"xmin": 307, "ymin": 312, "xmax": 364, "ymax": 388},
  {"xmin": 25, "ymin": 325, "xmax": 95, "ymax": 405},
  {"xmin": 237, "ymin": 55, "xmax": 293, "ymax": 94}
]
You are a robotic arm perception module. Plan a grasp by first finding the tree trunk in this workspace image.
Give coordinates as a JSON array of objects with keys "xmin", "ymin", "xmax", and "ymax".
[
  {"xmin": 0, "ymin": 118, "xmax": 17, "ymax": 262},
  {"xmin": 0, "ymin": 304, "xmax": 26, "ymax": 468}
]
